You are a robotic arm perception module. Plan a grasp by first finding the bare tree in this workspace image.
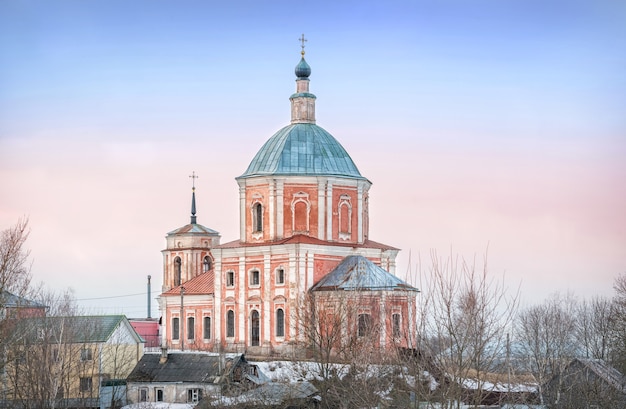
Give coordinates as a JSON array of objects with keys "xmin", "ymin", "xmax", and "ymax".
[
  {"xmin": 0, "ymin": 217, "xmax": 32, "ymax": 298},
  {"xmin": 291, "ymin": 290, "xmax": 398, "ymax": 409},
  {"xmin": 611, "ymin": 272, "xmax": 626, "ymax": 374},
  {"xmin": 4, "ymin": 289, "xmax": 83, "ymax": 409},
  {"xmin": 576, "ymin": 296, "xmax": 614, "ymax": 361},
  {"xmin": 413, "ymin": 250, "xmax": 520, "ymax": 408},
  {"xmin": 515, "ymin": 292, "xmax": 579, "ymax": 406}
]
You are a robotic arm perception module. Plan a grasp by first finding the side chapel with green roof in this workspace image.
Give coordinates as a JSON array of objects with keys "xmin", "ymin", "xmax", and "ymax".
[{"xmin": 158, "ymin": 38, "xmax": 418, "ymax": 357}]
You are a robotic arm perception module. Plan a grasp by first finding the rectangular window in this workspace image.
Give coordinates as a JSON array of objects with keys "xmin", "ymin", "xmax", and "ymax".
[
  {"xmin": 227, "ymin": 310, "xmax": 235, "ymax": 338},
  {"xmin": 80, "ymin": 348, "xmax": 92, "ymax": 361},
  {"xmin": 276, "ymin": 308, "xmax": 285, "ymax": 337},
  {"xmin": 187, "ymin": 388, "xmax": 203, "ymax": 403},
  {"xmin": 187, "ymin": 316, "xmax": 195, "ymax": 340},
  {"xmin": 392, "ymin": 313, "xmax": 401, "ymax": 338},
  {"xmin": 139, "ymin": 388, "xmax": 148, "ymax": 402},
  {"xmin": 203, "ymin": 316, "xmax": 211, "ymax": 340},
  {"xmin": 358, "ymin": 314, "xmax": 372, "ymax": 337},
  {"xmin": 156, "ymin": 389, "xmax": 164, "ymax": 402},
  {"xmin": 226, "ymin": 271, "xmax": 235, "ymax": 287},
  {"xmin": 276, "ymin": 268, "xmax": 285, "ymax": 284},
  {"xmin": 250, "ymin": 270, "xmax": 260, "ymax": 286},
  {"xmin": 79, "ymin": 377, "xmax": 92, "ymax": 392},
  {"xmin": 172, "ymin": 317, "xmax": 180, "ymax": 340}
]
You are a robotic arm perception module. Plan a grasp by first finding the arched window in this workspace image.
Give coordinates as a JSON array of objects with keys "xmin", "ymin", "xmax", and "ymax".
[
  {"xmin": 338, "ymin": 195, "xmax": 352, "ymax": 239},
  {"xmin": 290, "ymin": 192, "xmax": 310, "ymax": 233},
  {"xmin": 174, "ymin": 257, "xmax": 182, "ymax": 287},
  {"xmin": 251, "ymin": 310, "xmax": 260, "ymax": 346},
  {"xmin": 392, "ymin": 313, "xmax": 401, "ymax": 337},
  {"xmin": 357, "ymin": 313, "xmax": 372, "ymax": 338},
  {"xmin": 226, "ymin": 310, "xmax": 235, "ymax": 338},
  {"xmin": 276, "ymin": 308, "xmax": 285, "ymax": 337},
  {"xmin": 203, "ymin": 316, "xmax": 211, "ymax": 340},
  {"xmin": 203, "ymin": 256, "xmax": 211, "ymax": 273},
  {"xmin": 253, "ymin": 202, "xmax": 263, "ymax": 232},
  {"xmin": 172, "ymin": 317, "xmax": 180, "ymax": 340},
  {"xmin": 187, "ymin": 317, "xmax": 194, "ymax": 340}
]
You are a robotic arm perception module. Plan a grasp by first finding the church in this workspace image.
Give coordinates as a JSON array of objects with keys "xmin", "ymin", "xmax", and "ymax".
[{"xmin": 157, "ymin": 41, "xmax": 419, "ymax": 357}]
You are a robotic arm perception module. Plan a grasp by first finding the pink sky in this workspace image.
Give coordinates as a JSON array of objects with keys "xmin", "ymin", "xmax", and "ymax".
[{"xmin": 1, "ymin": 0, "xmax": 624, "ymax": 317}]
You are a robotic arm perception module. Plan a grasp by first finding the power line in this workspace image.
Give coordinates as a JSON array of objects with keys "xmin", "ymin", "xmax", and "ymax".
[{"xmin": 76, "ymin": 292, "xmax": 148, "ymax": 301}]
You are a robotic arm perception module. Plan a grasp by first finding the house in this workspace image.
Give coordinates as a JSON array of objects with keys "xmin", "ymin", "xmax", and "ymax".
[
  {"xmin": 544, "ymin": 358, "xmax": 626, "ymax": 408},
  {"xmin": 126, "ymin": 351, "xmax": 262, "ymax": 405},
  {"xmin": 157, "ymin": 40, "xmax": 418, "ymax": 357},
  {"xmin": 1, "ymin": 315, "xmax": 144, "ymax": 409},
  {"xmin": 129, "ymin": 318, "xmax": 160, "ymax": 350},
  {"xmin": 0, "ymin": 290, "xmax": 46, "ymax": 320}
]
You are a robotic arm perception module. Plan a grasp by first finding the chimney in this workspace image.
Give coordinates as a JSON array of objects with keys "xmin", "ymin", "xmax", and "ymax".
[
  {"xmin": 147, "ymin": 275, "xmax": 152, "ymax": 319},
  {"xmin": 159, "ymin": 346, "xmax": 168, "ymax": 364}
]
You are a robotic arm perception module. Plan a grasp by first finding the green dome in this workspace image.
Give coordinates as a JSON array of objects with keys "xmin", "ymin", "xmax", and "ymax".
[{"xmin": 239, "ymin": 123, "xmax": 365, "ymax": 179}]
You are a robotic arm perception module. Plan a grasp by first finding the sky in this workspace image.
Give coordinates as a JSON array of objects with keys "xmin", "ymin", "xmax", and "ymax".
[{"xmin": 0, "ymin": 0, "xmax": 624, "ymax": 318}]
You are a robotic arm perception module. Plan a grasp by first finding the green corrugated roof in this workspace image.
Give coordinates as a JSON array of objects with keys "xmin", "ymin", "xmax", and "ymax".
[
  {"xmin": 238, "ymin": 123, "xmax": 366, "ymax": 180},
  {"xmin": 14, "ymin": 315, "xmax": 144, "ymax": 344}
]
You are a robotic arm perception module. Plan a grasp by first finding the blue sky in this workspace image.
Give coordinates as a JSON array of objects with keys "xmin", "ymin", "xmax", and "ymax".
[{"xmin": 1, "ymin": 0, "xmax": 624, "ymax": 317}]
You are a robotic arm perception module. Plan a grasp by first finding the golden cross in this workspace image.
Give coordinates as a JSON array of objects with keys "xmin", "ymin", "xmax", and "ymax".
[
  {"xmin": 299, "ymin": 33, "xmax": 307, "ymax": 56},
  {"xmin": 189, "ymin": 171, "xmax": 198, "ymax": 189}
]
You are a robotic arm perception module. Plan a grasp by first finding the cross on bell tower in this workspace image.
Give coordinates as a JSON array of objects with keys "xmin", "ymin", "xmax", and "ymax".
[{"xmin": 189, "ymin": 171, "xmax": 198, "ymax": 224}]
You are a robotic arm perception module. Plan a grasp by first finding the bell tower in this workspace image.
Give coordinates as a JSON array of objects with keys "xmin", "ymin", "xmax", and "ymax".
[{"xmin": 161, "ymin": 172, "xmax": 220, "ymax": 292}]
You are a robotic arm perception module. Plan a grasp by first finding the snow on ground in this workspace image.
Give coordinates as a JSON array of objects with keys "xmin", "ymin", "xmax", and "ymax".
[{"xmin": 121, "ymin": 404, "xmax": 196, "ymax": 409}]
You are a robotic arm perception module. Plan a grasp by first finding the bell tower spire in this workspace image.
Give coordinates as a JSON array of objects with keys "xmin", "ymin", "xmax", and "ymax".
[
  {"xmin": 189, "ymin": 171, "xmax": 198, "ymax": 224},
  {"xmin": 290, "ymin": 34, "xmax": 316, "ymax": 124}
]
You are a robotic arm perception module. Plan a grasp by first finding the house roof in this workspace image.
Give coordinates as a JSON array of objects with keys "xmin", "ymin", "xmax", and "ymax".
[
  {"xmin": 572, "ymin": 358, "xmax": 626, "ymax": 394},
  {"xmin": 127, "ymin": 352, "xmax": 245, "ymax": 384},
  {"xmin": 218, "ymin": 235, "xmax": 398, "ymax": 251},
  {"xmin": 311, "ymin": 255, "xmax": 418, "ymax": 292},
  {"xmin": 16, "ymin": 315, "xmax": 144, "ymax": 344},
  {"xmin": 161, "ymin": 272, "xmax": 214, "ymax": 296},
  {"xmin": 0, "ymin": 290, "xmax": 46, "ymax": 309}
]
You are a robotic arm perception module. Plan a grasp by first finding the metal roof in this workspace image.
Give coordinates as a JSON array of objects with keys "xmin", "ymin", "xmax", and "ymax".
[
  {"xmin": 0, "ymin": 290, "xmax": 47, "ymax": 309},
  {"xmin": 167, "ymin": 223, "xmax": 219, "ymax": 236},
  {"xmin": 238, "ymin": 123, "xmax": 366, "ymax": 180},
  {"xmin": 127, "ymin": 352, "xmax": 245, "ymax": 383},
  {"xmin": 311, "ymin": 255, "xmax": 418, "ymax": 292},
  {"xmin": 15, "ymin": 315, "xmax": 144, "ymax": 344}
]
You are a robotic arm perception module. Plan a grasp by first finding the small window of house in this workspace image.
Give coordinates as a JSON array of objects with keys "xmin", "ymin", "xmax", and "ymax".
[
  {"xmin": 187, "ymin": 388, "xmax": 202, "ymax": 403},
  {"xmin": 139, "ymin": 387, "xmax": 148, "ymax": 402},
  {"xmin": 80, "ymin": 377, "xmax": 93, "ymax": 393},
  {"xmin": 80, "ymin": 348, "xmax": 92, "ymax": 361},
  {"xmin": 156, "ymin": 389, "xmax": 164, "ymax": 402}
]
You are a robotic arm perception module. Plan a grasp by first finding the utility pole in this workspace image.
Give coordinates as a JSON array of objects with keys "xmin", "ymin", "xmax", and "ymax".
[{"xmin": 180, "ymin": 286, "xmax": 185, "ymax": 351}]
